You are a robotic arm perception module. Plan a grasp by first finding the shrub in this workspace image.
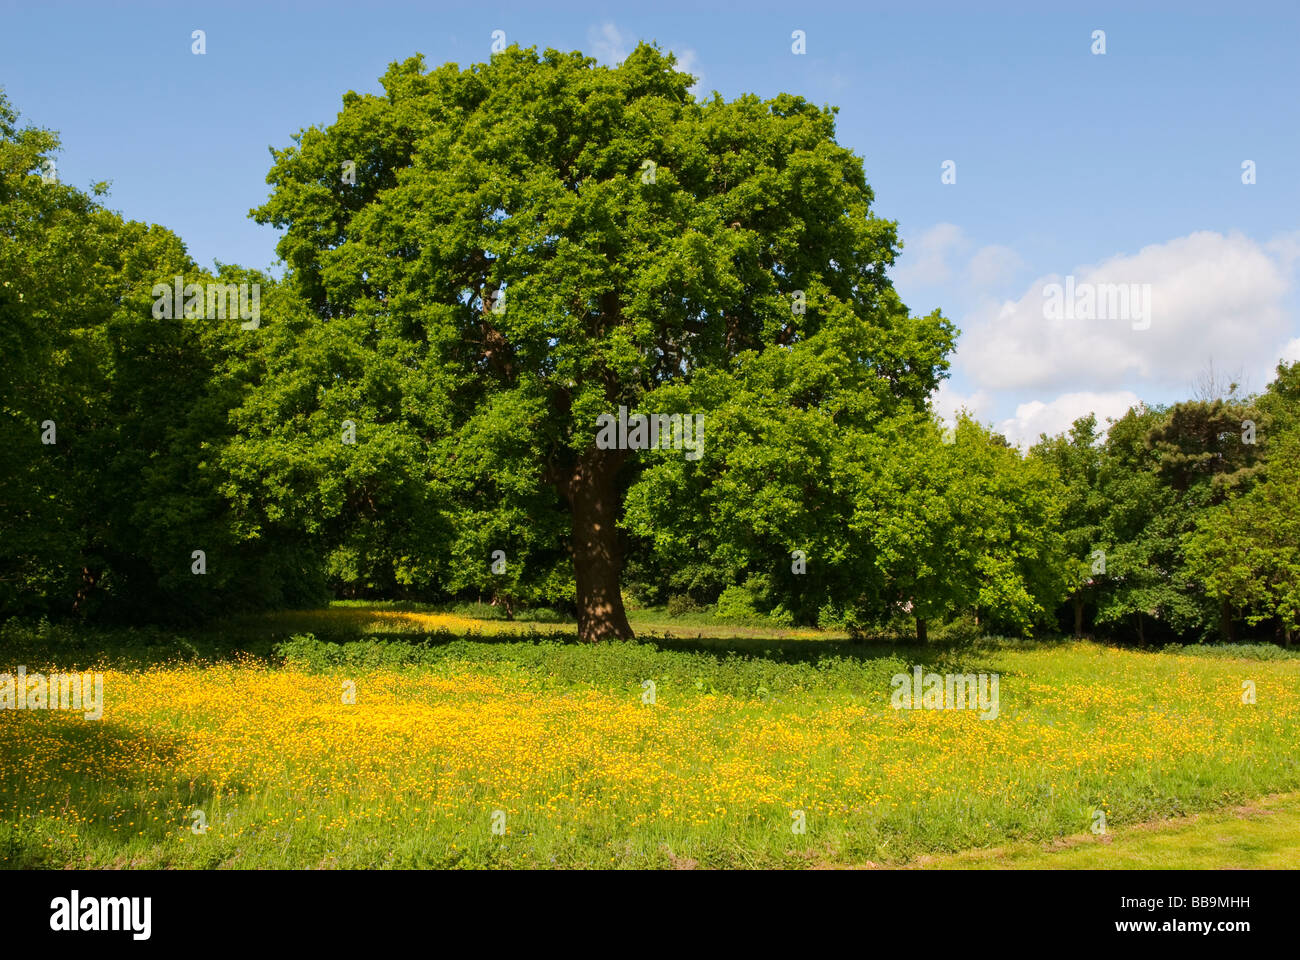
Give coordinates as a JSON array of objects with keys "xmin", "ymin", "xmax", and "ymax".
[
  {"xmin": 817, "ymin": 603, "xmax": 847, "ymax": 630},
  {"xmin": 666, "ymin": 595, "xmax": 703, "ymax": 617},
  {"xmin": 931, "ymin": 613, "xmax": 983, "ymax": 644},
  {"xmin": 767, "ymin": 604, "xmax": 796, "ymax": 627},
  {"xmin": 714, "ymin": 585, "xmax": 761, "ymax": 623}
]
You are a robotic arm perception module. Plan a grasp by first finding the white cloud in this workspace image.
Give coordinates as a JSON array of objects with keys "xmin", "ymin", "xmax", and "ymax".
[
  {"xmin": 894, "ymin": 224, "xmax": 1026, "ymax": 294},
  {"xmin": 893, "ymin": 222, "xmax": 966, "ymax": 288},
  {"xmin": 960, "ymin": 231, "xmax": 1298, "ymax": 393},
  {"xmin": 1267, "ymin": 231, "xmax": 1300, "ymax": 274},
  {"xmin": 996, "ymin": 391, "xmax": 1141, "ymax": 449},
  {"xmin": 588, "ymin": 23, "xmax": 631, "ymax": 64},
  {"xmin": 673, "ymin": 47, "xmax": 703, "ymax": 96},
  {"xmin": 586, "ymin": 24, "xmax": 702, "ymax": 95},
  {"xmin": 932, "ymin": 380, "xmax": 992, "ymax": 429},
  {"xmin": 966, "ymin": 244, "xmax": 1025, "ymax": 289}
]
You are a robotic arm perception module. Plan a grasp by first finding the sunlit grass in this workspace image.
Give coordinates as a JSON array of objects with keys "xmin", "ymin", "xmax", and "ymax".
[
  {"xmin": 2, "ymin": 609, "xmax": 1298, "ymax": 868},
  {"xmin": 909, "ymin": 792, "xmax": 1300, "ymax": 869},
  {"xmin": 259, "ymin": 604, "xmax": 834, "ymax": 641}
]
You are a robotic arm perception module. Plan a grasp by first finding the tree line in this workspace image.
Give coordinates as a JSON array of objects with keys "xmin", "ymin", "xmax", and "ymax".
[{"xmin": 2, "ymin": 48, "xmax": 1297, "ymax": 645}]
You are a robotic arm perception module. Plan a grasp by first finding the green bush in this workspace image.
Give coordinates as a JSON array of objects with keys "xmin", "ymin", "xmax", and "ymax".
[
  {"xmin": 1163, "ymin": 642, "xmax": 1300, "ymax": 661},
  {"xmin": 817, "ymin": 603, "xmax": 848, "ymax": 630},
  {"xmin": 666, "ymin": 594, "xmax": 703, "ymax": 617},
  {"xmin": 931, "ymin": 613, "xmax": 983, "ymax": 644},
  {"xmin": 767, "ymin": 604, "xmax": 796, "ymax": 627},
  {"xmin": 714, "ymin": 585, "xmax": 761, "ymax": 623}
]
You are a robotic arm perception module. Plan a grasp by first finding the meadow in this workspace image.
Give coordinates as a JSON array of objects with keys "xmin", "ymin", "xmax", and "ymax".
[{"xmin": 2, "ymin": 607, "xmax": 1298, "ymax": 869}]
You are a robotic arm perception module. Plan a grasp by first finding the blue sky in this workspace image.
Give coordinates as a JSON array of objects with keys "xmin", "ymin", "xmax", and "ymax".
[{"xmin": 4, "ymin": 0, "xmax": 1297, "ymax": 443}]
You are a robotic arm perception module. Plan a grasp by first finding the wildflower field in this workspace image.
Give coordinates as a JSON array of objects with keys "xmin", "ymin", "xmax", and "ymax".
[{"xmin": 2, "ymin": 608, "xmax": 1298, "ymax": 869}]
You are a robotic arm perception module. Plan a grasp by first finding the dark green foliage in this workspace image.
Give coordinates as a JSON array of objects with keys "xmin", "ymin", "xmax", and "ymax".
[{"xmin": 0, "ymin": 92, "xmax": 324, "ymax": 622}]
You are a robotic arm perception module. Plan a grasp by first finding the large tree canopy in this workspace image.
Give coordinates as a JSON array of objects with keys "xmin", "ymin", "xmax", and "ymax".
[{"xmin": 245, "ymin": 44, "xmax": 955, "ymax": 640}]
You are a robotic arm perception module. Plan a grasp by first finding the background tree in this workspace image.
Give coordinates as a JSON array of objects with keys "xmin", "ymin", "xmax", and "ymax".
[
  {"xmin": 1031, "ymin": 415, "xmax": 1106, "ymax": 636},
  {"xmin": 858, "ymin": 416, "xmax": 1065, "ymax": 641},
  {"xmin": 1185, "ymin": 362, "xmax": 1300, "ymax": 646},
  {"xmin": 0, "ymin": 91, "xmax": 312, "ymax": 622},
  {"xmin": 1086, "ymin": 395, "xmax": 1265, "ymax": 644},
  {"xmin": 1145, "ymin": 395, "xmax": 1266, "ymax": 641},
  {"xmin": 1090, "ymin": 405, "xmax": 1175, "ymax": 643}
]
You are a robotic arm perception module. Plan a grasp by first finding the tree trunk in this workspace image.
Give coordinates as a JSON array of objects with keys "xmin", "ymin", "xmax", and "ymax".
[
  {"xmin": 72, "ymin": 566, "xmax": 98, "ymax": 616},
  {"xmin": 1134, "ymin": 611, "xmax": 1145, "ymax": 645},
  {"xmin": 1220, "ymin": 597, "xmax": 1236, "ymax": 643},
  {"xmin": 564, "ymin": 447, "xmax": 634, "ymax": 643},
  {"xmin": 1072, "ymin": 594, "xmax": 1084, "ymax": 638},
  {"xmin": 916, "ymin": 616, "xmax": 928, "ymax": 644},
  {"xmin": 491, "ymin": 593, "xmax": 515, "ymax": 621}
]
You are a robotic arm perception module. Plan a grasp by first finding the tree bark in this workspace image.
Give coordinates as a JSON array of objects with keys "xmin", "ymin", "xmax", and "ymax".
[
  {"xmin": 1220, "ymin": 597, "xmax": 1236, "ymax": 643},
  {"xmin": 72, "ymin": 566, "xmax": 98, "ymax": 616},
  {"xmin": 916, "ymin": 616, "xmax": 928, "ymax": 644},
  {"xmin": 563, "ymin": 447, "xmax": 634, "ymax": 643},
  {"xmin": 491, "ymin": 593, "xmax": 515, "ymax": 621},
  {"xmin": 1073, "ymin": 594, "xmax": 1084, "ymax": 638}
]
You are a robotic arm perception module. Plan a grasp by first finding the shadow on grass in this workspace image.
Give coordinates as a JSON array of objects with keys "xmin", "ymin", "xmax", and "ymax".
[
  {"xmin": 275, "ymin": 625, "xmax": 1027, "ymax": 680},
  {"xmin": 4, "ymin": 607, "xmax": 1043, "ymax": 675},
  {"xmin": 0, "ymin": 712, "xmax": 237, "ymax": 869}
]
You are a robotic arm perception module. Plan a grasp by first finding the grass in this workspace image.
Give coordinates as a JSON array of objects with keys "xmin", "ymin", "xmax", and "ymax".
[
  {"xmin": 907, "ymin": 792, "xmax": 1300, "ymax": 869},
  {"xmin": 2, "ymin": 606, "xmax": 1298, "ymax": 869},
  {"xmin": 256, "ymin": 604, "xmax": 838, "ymax": 642}
]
